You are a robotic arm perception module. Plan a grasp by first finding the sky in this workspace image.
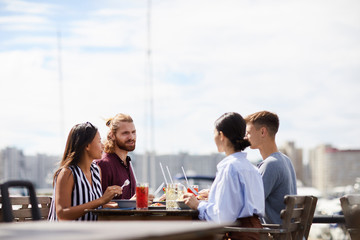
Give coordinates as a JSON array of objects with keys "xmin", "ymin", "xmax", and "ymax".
[{"xmin": 0, "ymin": 0, "xmax": 359, "ymax": 161}]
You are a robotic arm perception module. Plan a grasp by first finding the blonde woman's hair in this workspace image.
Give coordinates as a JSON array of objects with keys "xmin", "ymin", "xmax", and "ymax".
[{"xmin": 104, "ymin": 113, "xmax": 133, "ymax": 153}]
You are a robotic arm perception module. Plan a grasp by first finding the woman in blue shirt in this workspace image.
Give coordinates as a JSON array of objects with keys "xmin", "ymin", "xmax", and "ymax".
[{"xmin": 183, "ymin": 112, "xmax": 265, "ymax": 240}]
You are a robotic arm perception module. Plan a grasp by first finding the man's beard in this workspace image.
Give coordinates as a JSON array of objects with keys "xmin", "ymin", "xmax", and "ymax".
[{"xmin": 115, "ymin": 138, "xmax": 136, "ymax": 152}]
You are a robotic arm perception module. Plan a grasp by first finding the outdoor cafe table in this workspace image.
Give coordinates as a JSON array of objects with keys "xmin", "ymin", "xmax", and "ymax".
[
  {"xmin": 85, "ymin": 208, "xmax": 200, "ymax": 221},
  {"xmin": 0, "ymin": 220, "xmax": 226, "ymax": 240}
]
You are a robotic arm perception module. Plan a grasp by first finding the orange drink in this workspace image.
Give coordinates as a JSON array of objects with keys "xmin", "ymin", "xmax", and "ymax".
[{"xmin": 187, "ymin": 185, "xmax": 199, "ymax": 195}]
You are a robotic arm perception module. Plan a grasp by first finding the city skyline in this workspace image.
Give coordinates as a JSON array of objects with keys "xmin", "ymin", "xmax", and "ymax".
[
  {"xmin": 2, "ymin": 142, "xmax": 359, "ymax": 196},
  {"xmin": 1, "ymin": 0, "xmax": 359, "ymax": 156},
  {"xmin": 1, "ymin": 140, "xmax": 356, "ymax": 164}
]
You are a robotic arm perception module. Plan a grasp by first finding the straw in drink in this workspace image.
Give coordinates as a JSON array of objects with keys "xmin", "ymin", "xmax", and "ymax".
[{"xmin": 136, "ymin": 183, "xmax": 149, "ymax": 210}]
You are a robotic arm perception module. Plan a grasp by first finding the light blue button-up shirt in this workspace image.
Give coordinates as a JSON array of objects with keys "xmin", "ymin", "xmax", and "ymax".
[{"xmin": 198, "ymin": 152, "xmax": 265, "ymax": 223}]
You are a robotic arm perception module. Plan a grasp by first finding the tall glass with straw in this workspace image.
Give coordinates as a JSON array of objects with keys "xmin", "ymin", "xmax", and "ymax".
[
  {"xmin": 181, "ymin": 166, "xmax": 199, "ymax": 196},
  {"xmin": 130, "ymin": 162, "xmax": 148, "ymax": 210},
  {"xmin": 164, "ymin": 166, "xmax": 180, "ymax": 210}
]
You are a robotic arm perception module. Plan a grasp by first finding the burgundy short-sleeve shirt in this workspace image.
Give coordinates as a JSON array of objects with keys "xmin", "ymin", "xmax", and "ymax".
[{"xmin": 93, "ymin": 153, "xmax": 136, "ymax": 199}]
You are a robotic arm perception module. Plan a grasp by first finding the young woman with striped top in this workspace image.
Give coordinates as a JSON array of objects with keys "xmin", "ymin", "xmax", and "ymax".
[{"xmin": 48, "ymin": 122, "xmax": 122, "ymax": 221}]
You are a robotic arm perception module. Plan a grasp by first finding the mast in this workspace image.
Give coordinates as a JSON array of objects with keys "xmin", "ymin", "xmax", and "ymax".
[
  {"xmin": 143, "ymin": 0, "xmax": 156, "ymax": 186},
  {"xmin": 57, "ymin": 30, "xmax": 65, "ymax": 150}
]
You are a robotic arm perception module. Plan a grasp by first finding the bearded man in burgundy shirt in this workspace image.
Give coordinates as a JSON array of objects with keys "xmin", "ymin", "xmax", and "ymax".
[{"xmin": 94, "ymin": 113, "xmax": 137, "ymax": 199}]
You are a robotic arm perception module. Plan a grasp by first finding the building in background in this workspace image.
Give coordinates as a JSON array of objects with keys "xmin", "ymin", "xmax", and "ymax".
[
  {"xmin": 26, "ymin": 154, "xmax": 59, "ymax": 189},
  {"xmin": 0, "ymin": 147, "xmax": 26, "ymax": 181},
  {"xmin": 131, "ymin": 152, "xmax": 224, "ymax": 191},
  {"xmin": 0, "ymin": 146, "xmax": 224, "ymax": 192},
  {"xmin": 309, "ymin": 144, "xmax": 360, "ymax": 197},
  {"xmin": 2, "ymin": 143, "xmax": 360, "ymax": 198},
  {"xmin": 279, "ymin": 141, "xmax": 304, "ymax": 184},
  {"xmin": 0, "ymin": 147, "xmax": 59, "ymax": 191}
]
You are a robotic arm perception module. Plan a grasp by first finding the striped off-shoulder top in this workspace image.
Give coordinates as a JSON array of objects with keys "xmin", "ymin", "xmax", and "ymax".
[{"xmin": 48, "ymin": 163, "xmax": 103, "ymax": 221}]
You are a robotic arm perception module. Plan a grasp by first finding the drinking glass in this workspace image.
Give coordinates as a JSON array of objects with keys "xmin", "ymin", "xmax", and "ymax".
[
  {"xmin": 187, "ymin": 184, "xmax": 199, "ymax": 195},
  {"xmin": 166, "ymin": 183, "xmax": 179, "ymax": 210},
  {"xmin": 136, "ymin": 182, "xmax": 149, "ymax": 210},
  {"xmin": 177, "ymin": 184, "xmax": 186, "ymax": 199}
]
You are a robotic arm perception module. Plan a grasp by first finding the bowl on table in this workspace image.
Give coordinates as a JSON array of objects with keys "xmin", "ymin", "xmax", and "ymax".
[
  {"xmin": 113, "ymin": 200, "xmax": 136, "ymax": 209},
  {"xmin": 176, "ymin": 200, "xmax": 190, "ymax": 210}
]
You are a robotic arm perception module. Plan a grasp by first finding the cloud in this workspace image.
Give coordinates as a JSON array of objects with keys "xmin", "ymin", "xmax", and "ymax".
[
  {"xmin": 0, "ymin": 15, "xmax": 53, "ymax": 33},
  {"xmin": 0, "ymin": 0, "xmax": 359, "ymax": 156},
  {"xmin": 1, "ymin": 0, "xmax": 57, "ymax": 14}
]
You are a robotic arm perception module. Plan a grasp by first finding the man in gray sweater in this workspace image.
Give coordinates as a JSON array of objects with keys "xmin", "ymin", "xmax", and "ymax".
[{"xmin": 245, "ymin": 111, "xmax": 297, "ymax": 224}]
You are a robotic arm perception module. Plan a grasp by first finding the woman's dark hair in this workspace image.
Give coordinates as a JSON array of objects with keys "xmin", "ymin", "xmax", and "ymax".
[
  {"xmin": 53, "ymin": 122, "xmax": 98, "ymax": 185},
  {"xmin": 215, "ymin": 112, "xmax": 250, "ymax": 151}
]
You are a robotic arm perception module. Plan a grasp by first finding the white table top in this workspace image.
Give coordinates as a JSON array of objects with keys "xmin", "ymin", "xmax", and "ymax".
[{"xmin": 0, "ymin": 220, "xmax": 225, "ymax": 240}]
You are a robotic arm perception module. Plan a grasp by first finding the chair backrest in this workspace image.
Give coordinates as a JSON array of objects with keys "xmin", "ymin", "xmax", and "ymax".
[
  {"xmin": 340, "ymin": 194, "xmax": 360, "ymax": 239},
  {"xmin": 0, "ymin": 196, "xmax": 52, "ymax": 222},
  {"xmin": 0, "ymin": 180, "xmax": 41, "ymax": 222},
  {"xmin": 279, "ymin": 195, "xmax": 318, "ymax": 240},
  {"xmin": 303, "ymin": 195, "xmax": 318, "ymax": 239}
]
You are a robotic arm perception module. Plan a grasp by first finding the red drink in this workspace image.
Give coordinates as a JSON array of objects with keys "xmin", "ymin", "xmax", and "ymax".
[
  {"xmin": 187, "ymin": 185, "xmax": 199, "ymax": 195},
  {"xmin": 136, "ymin": 183, "xmax": 149, "ymax": 210}
]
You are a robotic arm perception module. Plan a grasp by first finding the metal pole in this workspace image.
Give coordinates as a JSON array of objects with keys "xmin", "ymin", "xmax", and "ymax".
[
  {"xmin": 57, "ymin": 30, "xmax": 65, "ymax": 148},
  {"xmin": 148, "ymin": 0, "xmax": 156, "ymax": 188}
]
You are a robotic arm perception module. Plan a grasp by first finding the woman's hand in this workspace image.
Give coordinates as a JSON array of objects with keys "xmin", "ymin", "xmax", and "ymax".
[
  {"xmin": 158, "ymin": 194, "xmax": 166, "ymax": 201},
  {"xmin": 101, "ymin": 185, "xmax": 122, "ymax": 204},
  {"xmin": 183, "ymin": 193, "xmax": 200, "ymax": 210},
  {"xmin": 197, "ymin": 189, "xmax": 210, "ymax": 200}
]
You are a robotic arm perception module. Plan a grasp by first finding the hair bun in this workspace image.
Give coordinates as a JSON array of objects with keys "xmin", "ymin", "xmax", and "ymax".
[{"xmin": 233, "ymin": 138, "xmax": 251, "ymax": 151}]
